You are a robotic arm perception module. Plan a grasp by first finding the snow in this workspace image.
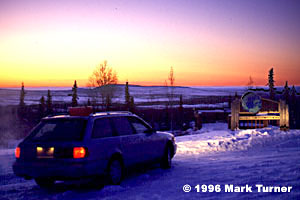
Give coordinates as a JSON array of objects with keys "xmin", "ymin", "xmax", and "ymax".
[
  {"xmin": 177, "ymin": 123, "xmax": 300, "ymax": 154},
  {"xmin": 138, "ymin": 102, "xmax": 229, "ymax": 109},
  {"xmin": 0, "ymin": 86, "xmax": 244, "ymax": 106},
  {"xmin": 0, "ymin": 123, "xmax": 299, "ymax": 199}
]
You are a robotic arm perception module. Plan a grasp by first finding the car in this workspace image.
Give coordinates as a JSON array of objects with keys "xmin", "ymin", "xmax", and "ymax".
[{"xmin": 13, "ymin": 109, "xmax": 177, "ymax": 188}]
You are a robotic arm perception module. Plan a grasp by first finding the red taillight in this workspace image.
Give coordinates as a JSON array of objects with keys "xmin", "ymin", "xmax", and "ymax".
[
  {"xmin": 15, "ymin": 147, "xmax": 20, "ymax": 158},
  {"xmin": 73, "ymin": 147, "xmax": 86, "ymax": 159}
]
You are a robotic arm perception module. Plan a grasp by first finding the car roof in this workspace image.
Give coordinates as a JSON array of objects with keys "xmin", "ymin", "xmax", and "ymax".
[{"xmin": 43, "ymin": 111, "xmax": 134, "ymax": 120}]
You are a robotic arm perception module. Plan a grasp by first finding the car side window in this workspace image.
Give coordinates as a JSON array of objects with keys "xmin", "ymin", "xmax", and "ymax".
[
  {"xmin": 92, "ymin": 118, "xmax": 113, "ymax": 138},
  {"xmin": 128, "ymin": 117, "xmax": 151, "ymax": 134},
  {"xmin": 111, "ymin": 117, "xmax": 134, "ymax": 136}
]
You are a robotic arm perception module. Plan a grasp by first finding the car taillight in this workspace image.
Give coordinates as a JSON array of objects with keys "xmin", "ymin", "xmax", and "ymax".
[
  {"xmin": 15, "ymin": 147, "xmax": 20, "ymax": 158},
  {"xmin": 73, "ymin": 147, "xmax": 86, "ymax": 159}
]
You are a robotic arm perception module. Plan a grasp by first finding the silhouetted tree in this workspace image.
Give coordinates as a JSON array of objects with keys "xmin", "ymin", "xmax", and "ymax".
[
  {"xmin": 246, "ymin": 76, "xmax": 254, "ymax": 89},
  {"xmin": 18, "ymin": 82, "xmax": 26, "ymax": 118},
  {"xmin": 129, "ymin": 96, "xmax": 135, "ymax": 113},
  {"xmin": 39, "ymin": 96, "xmax": 46, "ymax": 118},
  {"xmin": 268, "ymin": 68, "xmax": 275, "ymax": 100},
  {"xmin": 87, "ymin": 60, "xmax": 118, "ymax": 110},
  {"xmin": 19, "ymin": 82, "xmax": 25, "ymax": 107},
  {"xmin": 72, "ymin": 80, "xmax": 78, "ymax": 107},
  {"xmin": 46, "ymin": 90, "xmax": 53, "ymax": 115},
  {"xmin": 282, "ymin": 81, "xmax": 290, "ymax": 103},
  {"xmin": 168, "ymin": 67, "xmax": 175, "ymax": 131},
  {"xmin": 234, "ymin": 92, "xmax": 238, "ymax": 99},
  {"xmin": 125, "ymin": 81, "xmax": 130, "ymax": 110}
]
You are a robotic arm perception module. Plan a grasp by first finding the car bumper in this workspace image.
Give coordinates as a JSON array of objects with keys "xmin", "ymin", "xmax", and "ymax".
[{"xmin": 13, "ymin": 159, "xmax": 107, "ymax": 180}]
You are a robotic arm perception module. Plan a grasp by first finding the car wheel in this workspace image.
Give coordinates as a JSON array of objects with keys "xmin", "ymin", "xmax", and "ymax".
[
  {"xmin": 34, "ymin": 178, "xmax": 55, "ymax": 188},
  {"xmin": 107, "ymin": 158, "xmax": 123, "ymax": 185},
  {"xmin": 161, "ymin": 145, "xmax": 172, "ymax": 169}
]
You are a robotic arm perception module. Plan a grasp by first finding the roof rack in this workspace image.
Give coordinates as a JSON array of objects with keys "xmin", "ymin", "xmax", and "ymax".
[
  {"xmin": 45, "ymin": 112, "xmax": 69, "ymax": 117},
  {"xmin": 91, "ymin": 111, "xmax": 133, "ymax": 116}
]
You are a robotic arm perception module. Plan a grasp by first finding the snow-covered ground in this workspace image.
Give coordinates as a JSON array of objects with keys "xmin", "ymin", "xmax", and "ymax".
[
  {"xmin": 0, "ymin": 86, "xmax": 247, "ymax": 106},
  {"xmin": 0, "ymin": 123, "xmax": 299, "ymax": 199}
]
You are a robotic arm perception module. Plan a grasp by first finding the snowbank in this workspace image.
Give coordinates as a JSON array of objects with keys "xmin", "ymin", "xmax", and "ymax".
[{"xmin": 176, "ymin": 123, "xmax": 300, "ymax": 155}]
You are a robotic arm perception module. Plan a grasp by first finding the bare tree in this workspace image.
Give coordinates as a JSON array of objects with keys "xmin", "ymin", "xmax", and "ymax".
[
  {"xmin": 168, "ymin": 67, "xmax": 175, "ymax": 131},
  {"xmin": 246, "ymin": 76, "xmax": 254, "ymax": 89},
  {"xmin": 87, "ymin": 61, "xmax": 118, "ymax": 110}
]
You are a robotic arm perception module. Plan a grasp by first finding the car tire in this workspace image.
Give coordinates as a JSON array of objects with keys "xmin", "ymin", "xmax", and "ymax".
[
  {"xmin": 34, "ymin": 178, "xmax": 55, "ymax": 188},
  {"xmin": 161, "ymin": 145, "xmax": 172, "ymax": 169},
  {"xmin": 107, "ymin": 158, "xmax": 123, "ymax": 185}
]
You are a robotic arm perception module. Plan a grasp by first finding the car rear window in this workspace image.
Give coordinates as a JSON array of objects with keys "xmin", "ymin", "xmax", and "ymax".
[{"xmin": 28, "ymin": 118, "xmax": 87, "ymax": 141}]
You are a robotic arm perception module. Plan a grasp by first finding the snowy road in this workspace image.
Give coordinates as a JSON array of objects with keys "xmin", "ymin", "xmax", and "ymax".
[{"xmin": 1, "ymin": 124, "xmax": 300, "ymax": 200}]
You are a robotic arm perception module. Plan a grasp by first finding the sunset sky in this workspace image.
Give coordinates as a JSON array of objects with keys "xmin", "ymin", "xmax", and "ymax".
[{"xmin": 0, "ymin": 0, "xmax": 300, "ymax": 87}]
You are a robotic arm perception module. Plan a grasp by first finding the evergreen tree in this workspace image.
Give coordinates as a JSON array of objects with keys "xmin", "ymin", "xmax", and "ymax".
[
  {"xmin": 179, "ymin": 95, "xmax": 183, "ymax": 110},
  {"xmin": 282, "ymin": 81, "xmax": 290, "ymax": 103},
  {"xmin": 39, "ymin": 96, "xmax": 46, "ymax": 118},
  {"xmin": 129, "ymin": 96, "xmax": 135, "ymax": 113},
  {"xmin": 19, "ymin": 82, "xmax": 25, "ymax": 107},
  {"xmin": 168, "ymin": 67, "xmax": 175, "ymax": 131},
  {"xmin": 72, "ymin": 80, "xmax": 78, "ymax": 107},
  {"xmin": 46, "ymin": 90, "xmax": 53, "ymax": 114},
  {"xmin": 87, "ymin": 98, "xmax": 91, "ymax": 106},
  {"xmin": 234, "ymin": 92, "xmax": 238, "ymax": 99},
  {"xmin": 268, "ymin": 68, "xmax": 275, "ymax": 100},
  {"xmin": 18, "ymin": 82, "xmax": 26, "ymax": 118},
  {"xmin": 125, "ymin": 81, "xmax": 130, "ymax": 110}
]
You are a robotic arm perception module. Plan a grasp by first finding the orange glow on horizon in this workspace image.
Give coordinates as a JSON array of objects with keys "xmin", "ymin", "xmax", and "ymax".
[{"xmin": 1, "ymin": 1, "xmax": 300, "ymax": 88}]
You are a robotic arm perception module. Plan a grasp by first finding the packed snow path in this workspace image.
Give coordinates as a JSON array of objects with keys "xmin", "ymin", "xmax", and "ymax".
[{"xmin": 0, "ymin": 124, "xmax": 299, "ymax": 200}]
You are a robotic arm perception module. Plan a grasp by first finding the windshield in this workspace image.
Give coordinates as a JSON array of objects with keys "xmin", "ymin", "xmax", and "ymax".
[{"xmin": 28, "ymin": 118, "xmax": 87, "ymax": 142}]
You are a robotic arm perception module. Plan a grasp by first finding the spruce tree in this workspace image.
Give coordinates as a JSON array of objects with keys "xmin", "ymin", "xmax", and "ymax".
[
  {"xmin": 268, "ymin": 68, "xmax": 275, "ymax": 99},
  {"xmin": 46, "ymin": 89, "xmax": 53, "ymax": 114},
  {"xmin": 125, "ymin": 81, "xmax": 130, "ymax": 110},
  {"xmin": 179, "ymin": 95, "xmax": 183, "ymax": 110},
  {"xmin": 72, "ymin": 80, "xmax": 78, "ymax": 107},
  {"xmin": 19, "ymin": 82, "xmax": 25, "ymax": 107},
  {"xmin": 129, "ymin": 96, "xmax": 135, "ymax": 113},
  {"xmin": 18, "ymin": 82, "xmax": 26, "ymax": 118},
  {"xmin": 39, "ymin": 96, "xmax": 46, "ymax": 118},
  {"xmin": 283, "ymin": 81, "xmax": 290, "ymax": 103}
]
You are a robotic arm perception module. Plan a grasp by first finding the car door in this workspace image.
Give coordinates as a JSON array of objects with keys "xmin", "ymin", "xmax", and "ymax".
[
  {"xmin": 127, "ymin": 116, "xmax": 164, "ymax": 162},
  {"xmin": 111, "ymin": 116, "xmax": 143, "ymax": 166},
  {"xmin": 88, "ymin": 117, "xmax": 118, "ymax": 173}
]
